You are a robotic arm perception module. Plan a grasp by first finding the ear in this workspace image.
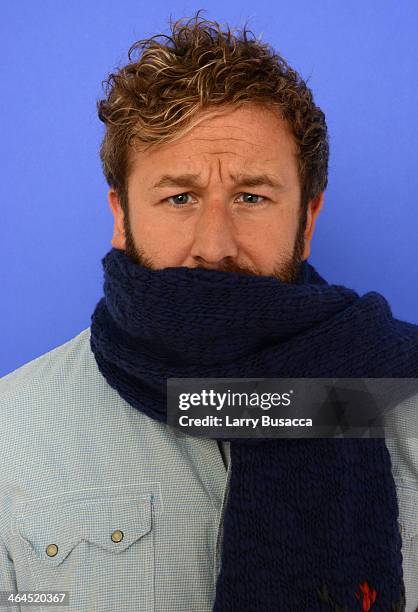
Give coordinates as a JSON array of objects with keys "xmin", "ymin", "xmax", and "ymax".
[
  {"xmin": 108, "ymin": 189, "xmax": 126, "ymax": 250},
  {"xmin": 302, "ymin": 192, "xmax": 324, "ymax": 260}
]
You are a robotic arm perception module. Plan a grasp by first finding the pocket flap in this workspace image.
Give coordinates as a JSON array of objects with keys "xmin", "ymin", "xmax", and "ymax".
[{"xmin": 15, "ymin": 496, "xmax": 152, "ymax": 567}]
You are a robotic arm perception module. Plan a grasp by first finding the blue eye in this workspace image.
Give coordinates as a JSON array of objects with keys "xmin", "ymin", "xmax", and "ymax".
[
  {"xmin": 237, "ymin": 193, "xmax": 265, "ymax": 206},
  {"xmin": 166, "ymin": 193, "xmax": 192, "ymax": 207}
]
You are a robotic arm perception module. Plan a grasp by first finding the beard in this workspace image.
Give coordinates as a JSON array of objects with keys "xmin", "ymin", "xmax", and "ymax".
[{"xmin": 123, "ymin": 206, "xmax": 307, "ymax": 284}]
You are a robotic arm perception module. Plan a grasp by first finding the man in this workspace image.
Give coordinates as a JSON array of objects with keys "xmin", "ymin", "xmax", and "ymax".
[{"xmin": 1, "ymin": 12, "xmax": 418, "ymax": 612}]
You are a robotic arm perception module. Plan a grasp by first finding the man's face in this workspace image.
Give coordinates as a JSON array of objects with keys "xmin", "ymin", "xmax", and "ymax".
[{"xmin": 108, "ymin": 103, "xmax": 323, "ymax": 282}]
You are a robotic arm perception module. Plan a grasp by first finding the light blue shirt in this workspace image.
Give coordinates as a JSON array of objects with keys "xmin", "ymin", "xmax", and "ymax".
[{"xmin": 0, "ymin": 328, "xmax": 417, "ymax": 611}]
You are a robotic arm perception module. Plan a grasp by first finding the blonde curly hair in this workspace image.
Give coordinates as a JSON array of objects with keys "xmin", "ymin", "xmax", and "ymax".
[{"xmin": 97, "ymin": 10, "xmax": 329, "ymax": 218}]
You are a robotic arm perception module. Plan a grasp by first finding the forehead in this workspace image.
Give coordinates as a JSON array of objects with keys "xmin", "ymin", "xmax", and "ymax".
[{"xmin": 128, "ymin": 103, "xmax": 298, "ymax": 180}]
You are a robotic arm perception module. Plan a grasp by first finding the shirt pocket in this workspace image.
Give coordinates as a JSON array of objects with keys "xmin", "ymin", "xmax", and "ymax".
[
  {"xmin": 13, "ymin": 494, "xmax": 154, "ymax": 612},
  {"xmin": 396, "ymin": 484, "xmax": 418, "ymax": 612}
]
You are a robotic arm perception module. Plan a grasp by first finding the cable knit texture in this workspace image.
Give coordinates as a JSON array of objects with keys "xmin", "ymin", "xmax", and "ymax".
[{"xmin": 90, "ymin": 247, "xmax": 418, "ymax": 611}]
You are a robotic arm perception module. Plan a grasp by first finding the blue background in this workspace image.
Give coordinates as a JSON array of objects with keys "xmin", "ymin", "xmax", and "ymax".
[{"xmin": 1, "ymin": 1, "xmax": 417, "ymax": 377}]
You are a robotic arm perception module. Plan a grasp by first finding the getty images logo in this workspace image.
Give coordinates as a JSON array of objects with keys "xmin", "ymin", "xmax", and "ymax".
[{"xmin": 177, "ymin": 388, "xmax": 294, "ymax": 411}]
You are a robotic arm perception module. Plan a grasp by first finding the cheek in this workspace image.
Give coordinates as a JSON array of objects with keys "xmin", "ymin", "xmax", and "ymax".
[
  {"xmin": 130, "ymin": 211, "xmax": 192, "ymax": 263},
  {"xmin": 242, "ymin": 218, "xmax": 295, "ymax": 249},
  {"xmin": 130, "ymin": 211, "xmax": 172, "ymax": 243}
]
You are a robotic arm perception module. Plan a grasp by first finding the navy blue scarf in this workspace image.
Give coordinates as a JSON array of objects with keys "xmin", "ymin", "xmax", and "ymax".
[{"xmin": 90, "ymin": 247, "xmax": 418, "ymax": 611}]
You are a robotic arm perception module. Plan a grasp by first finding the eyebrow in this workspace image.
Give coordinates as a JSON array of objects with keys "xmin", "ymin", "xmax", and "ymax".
[{"xmin": 151, "ymin": 172, "xmax": 285, "ymax": 190}]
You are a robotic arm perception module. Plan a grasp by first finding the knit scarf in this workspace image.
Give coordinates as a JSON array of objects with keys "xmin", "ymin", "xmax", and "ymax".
[{"xmin": 90, "ymin": 247, "xmax": 418, "ymax": 611}]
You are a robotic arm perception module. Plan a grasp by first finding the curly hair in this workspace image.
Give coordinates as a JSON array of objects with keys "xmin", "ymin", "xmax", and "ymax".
[{"xmin": 97, "ymin": 10, "xmax": 329, "ymax": 218}]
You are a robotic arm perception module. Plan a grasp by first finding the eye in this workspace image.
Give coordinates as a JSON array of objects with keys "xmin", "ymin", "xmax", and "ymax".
[
  {"xmin": 165, "ymin": 193, "xmax": 194, "ymax": 208},
  {"xmin": 236, "ymin": 193, "xmax": 266, "ymax": 207}
]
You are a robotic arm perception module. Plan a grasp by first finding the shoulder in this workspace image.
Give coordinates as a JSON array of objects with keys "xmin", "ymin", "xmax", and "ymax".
[
  {"xmin": 0, "ymin": 327, "xmax": 95, "ymax": 409},
  {"xmin": 385, "ymin": 391, "xmax": 418, "ymax": 608},
  {"xmin": 0, "ymin": 326, "xmax": 161, "ymax": 520},
  {"xmin": 385, "ymin": 388, "xmax": 418, "ymax": 488},
  {"xmin": 0, "ymin": 327, "xmax": 117, "ymax": 468}
]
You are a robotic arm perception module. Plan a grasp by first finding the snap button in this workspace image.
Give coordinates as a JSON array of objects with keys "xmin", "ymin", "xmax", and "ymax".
[
  {"xmin": 46, "ymin": 543, "xmax": 58, "ymax": 557},
  {"xmin": 111, "ymin": 529, "xmax": 124, "ymax": 543}
]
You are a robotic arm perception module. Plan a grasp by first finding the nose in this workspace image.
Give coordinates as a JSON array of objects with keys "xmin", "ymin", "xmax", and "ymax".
[{"xmin": 189, "ymin": 200, "xmax": 239, "ymax": 268}]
